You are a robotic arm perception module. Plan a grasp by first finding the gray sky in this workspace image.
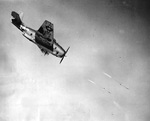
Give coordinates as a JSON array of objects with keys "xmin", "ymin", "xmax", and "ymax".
[{"xmin": 0, "ymin": 0, "xmax": 150, "ymax": 121}]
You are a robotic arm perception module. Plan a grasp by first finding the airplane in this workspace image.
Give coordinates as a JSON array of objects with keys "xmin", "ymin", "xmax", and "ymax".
[{"xmin": 11, "ymin": 11, "xmax": 70, "ymax": 63}]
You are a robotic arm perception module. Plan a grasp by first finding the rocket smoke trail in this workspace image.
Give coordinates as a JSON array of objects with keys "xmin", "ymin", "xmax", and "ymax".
[
  {"xmin": 88, "ymin": 79, "xmax": 111, "ymax": 94},
  {"xmin": 103, "ymin": 72, "xmax": 129, "ymax": 90}
]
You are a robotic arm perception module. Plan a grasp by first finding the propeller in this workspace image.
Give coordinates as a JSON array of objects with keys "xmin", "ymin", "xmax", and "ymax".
[{"xmin": 60, "ymin": 47, "xmax": 70, "ymax": 64}]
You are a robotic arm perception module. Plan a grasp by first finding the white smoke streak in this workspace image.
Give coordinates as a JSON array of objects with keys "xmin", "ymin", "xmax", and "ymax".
[
  {"xmin": 103, "ymin": 72, "xmax": 112, "ymax": 78},
  {"xmin": 113, "ymin": 101, "xmax": 122, "ymax": 110},
  {"xmin": 88, "ymin": 79, "xmax": 96, "ymax": 85}
]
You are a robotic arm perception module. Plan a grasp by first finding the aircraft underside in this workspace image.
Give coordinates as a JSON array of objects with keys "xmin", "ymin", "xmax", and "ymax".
[{"xmin": 35, "ymin": 34, "xmax": 54, "ymax": 55}]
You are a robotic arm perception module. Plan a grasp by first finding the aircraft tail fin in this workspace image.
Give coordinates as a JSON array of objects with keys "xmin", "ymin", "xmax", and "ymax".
[
  {"xmin": 60, "ymin": 47, "xmax": 70, "ymax": 64},
  {"xmin": 11, "ymin": 11, "xmax": 24, "ymax": 29}
]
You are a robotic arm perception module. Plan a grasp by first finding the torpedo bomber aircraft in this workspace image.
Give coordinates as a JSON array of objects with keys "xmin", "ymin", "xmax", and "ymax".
[{"xmin": 11, "ymin": 11, "xmax": 70, "ymax": 63}]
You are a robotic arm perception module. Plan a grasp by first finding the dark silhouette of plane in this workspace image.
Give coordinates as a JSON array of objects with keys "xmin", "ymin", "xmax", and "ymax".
[{"xmin": 11, "ymin": 11, "xmax": 70, "ymax": 63}]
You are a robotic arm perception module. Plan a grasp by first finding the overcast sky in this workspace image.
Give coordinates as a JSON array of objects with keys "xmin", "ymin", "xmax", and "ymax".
[{"xmin": 0, "ymin": 0, "xmax": 150, "ymax": 121}]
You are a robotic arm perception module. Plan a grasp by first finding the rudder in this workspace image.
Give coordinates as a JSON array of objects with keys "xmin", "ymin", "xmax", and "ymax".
[{"xmin": 11, "ymin": 11, "xmax": 23, "ymax": 29}]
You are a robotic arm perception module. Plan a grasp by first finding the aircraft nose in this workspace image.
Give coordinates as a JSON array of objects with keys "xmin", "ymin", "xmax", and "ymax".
[
  {"xmin": 57, "ymin": 50, "xmax": 65, "ymax": 57},
  {"xmin": 53, "ymin": 43, "xmax": 65, "ymax": 57}
]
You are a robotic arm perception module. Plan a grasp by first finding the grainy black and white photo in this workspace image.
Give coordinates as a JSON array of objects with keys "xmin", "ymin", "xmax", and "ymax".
[{"xmin": 0, "ymin": 0, "xmax": 150, "ymax": 121}]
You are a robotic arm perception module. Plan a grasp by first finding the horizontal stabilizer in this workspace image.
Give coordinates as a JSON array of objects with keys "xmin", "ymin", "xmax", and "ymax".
[{"xmin": 19, "ymin": 12, "xmax": 24, "ymax": 21}]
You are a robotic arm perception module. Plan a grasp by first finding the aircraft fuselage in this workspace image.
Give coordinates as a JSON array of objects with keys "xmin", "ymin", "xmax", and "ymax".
[{"xmin": 20, "ymin": 25, "xmax": 65, "ymax": 58}]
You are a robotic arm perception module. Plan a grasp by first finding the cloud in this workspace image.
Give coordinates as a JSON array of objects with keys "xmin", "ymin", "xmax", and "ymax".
[{"xmin": 0, "ymin": 0, "xmax": 150, "ymax": 121}]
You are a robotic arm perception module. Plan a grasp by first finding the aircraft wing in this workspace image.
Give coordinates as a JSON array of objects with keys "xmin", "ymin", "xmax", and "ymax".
[
  {"xmin": 37, "ymin": 45, "xmax": 50, "ymax": 55},
  {"xmin": 37, "ymin": 20, "xmax": 54, "ymax": 42}
]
